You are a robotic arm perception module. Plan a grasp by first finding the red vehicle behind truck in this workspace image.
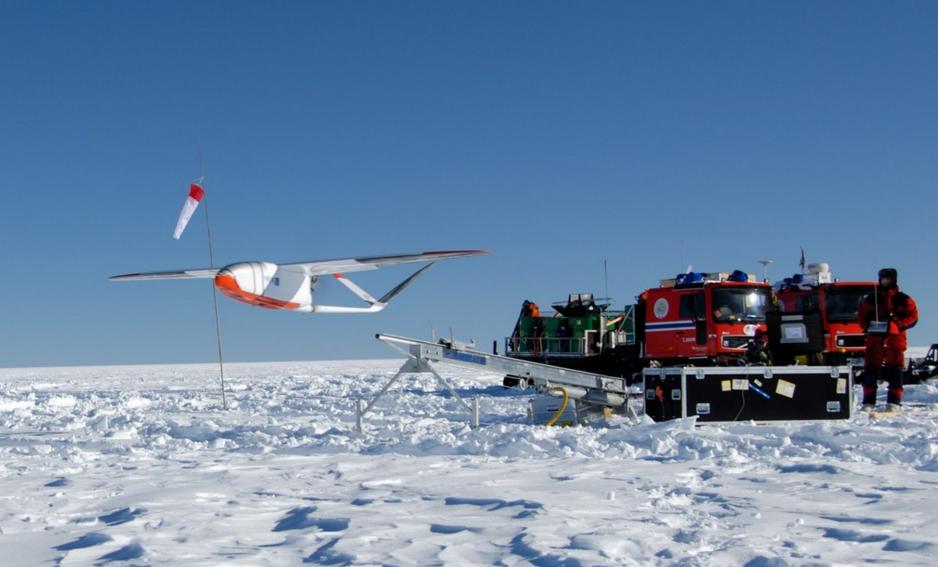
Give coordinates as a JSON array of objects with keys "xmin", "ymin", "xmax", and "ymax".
[{"xmin": 775, "ymin": 263, "xmax": 874, "ymax": 366}]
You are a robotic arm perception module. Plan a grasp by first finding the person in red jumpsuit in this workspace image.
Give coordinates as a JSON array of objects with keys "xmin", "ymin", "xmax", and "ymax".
[{"xmin": 856, "ymin": 268, "xmax": 919, "ymax": 412}]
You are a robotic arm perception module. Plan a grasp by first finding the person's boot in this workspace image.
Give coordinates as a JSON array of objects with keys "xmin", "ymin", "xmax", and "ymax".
[
  {"xmin": 884, "ymin": 365, "xmax": 903, "ymax": 409},
  {"xmin": 887, "ymin": 389, "xmax": 903, "ymax": 406},
  {"xmin": 886, "ymin": 403, "xmax": 902, "ymax": 414}
]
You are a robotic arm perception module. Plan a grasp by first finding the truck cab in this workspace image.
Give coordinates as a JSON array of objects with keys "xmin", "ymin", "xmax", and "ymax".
[
  {"xmin": 640, "ymin": 271, "xmax": 771, "ymax": 364},
  {"xmin": 775, "ymin": 264, "xmax": 873, "ymax": 365}
]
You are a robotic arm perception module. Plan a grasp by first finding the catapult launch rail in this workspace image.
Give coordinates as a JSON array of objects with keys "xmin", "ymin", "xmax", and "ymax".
[
  {"xmin": 373, "ymin": 334, "xmax": 855, "ymax": 428},
  {"xmin": 376, "ymin": 333, "xmax": 629, "ymax": 407}
]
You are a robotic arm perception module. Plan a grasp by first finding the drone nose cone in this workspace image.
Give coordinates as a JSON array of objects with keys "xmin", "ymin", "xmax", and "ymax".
[
  {"xmin": 212, "ymin": 262, "xmax": 302, "ymax": 311},
  {"xmin": 214, "ymin": 269, "xmax": 241, "ymax": 297}
]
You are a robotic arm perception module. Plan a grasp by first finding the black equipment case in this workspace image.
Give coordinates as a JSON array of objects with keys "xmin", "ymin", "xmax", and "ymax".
[{"xmin": 643, "ymin": 366, "xmax": 853, "ymax": 423}]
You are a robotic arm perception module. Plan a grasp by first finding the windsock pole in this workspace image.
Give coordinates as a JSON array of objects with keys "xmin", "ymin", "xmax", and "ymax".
[
  {"xmin": 195, "ymin": 148, "xmax": 229, "ymax": 411},
  {"xmin": 202, "ymin": 192, "xmax": 228, "ymax": 410}
]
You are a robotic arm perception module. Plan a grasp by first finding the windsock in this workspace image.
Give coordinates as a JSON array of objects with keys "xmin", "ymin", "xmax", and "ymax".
[{"xmin": 173, "ymin": 183, "xmax": 205, "ymax": 239}]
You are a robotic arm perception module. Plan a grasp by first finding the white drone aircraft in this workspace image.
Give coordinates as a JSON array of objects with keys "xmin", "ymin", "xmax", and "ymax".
[{"xmin": 111, "ymin": 249, "xmax": 488, "ymax": 313}]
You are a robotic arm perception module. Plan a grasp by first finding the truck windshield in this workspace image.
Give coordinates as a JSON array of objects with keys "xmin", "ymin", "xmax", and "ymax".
[
  {"xmin": 825, "ymin": 286, "xmax": 872, "ymax": 322},
  {"xmin": 711, "ymin": 288, "xmax": 770, "ymax": 323}
]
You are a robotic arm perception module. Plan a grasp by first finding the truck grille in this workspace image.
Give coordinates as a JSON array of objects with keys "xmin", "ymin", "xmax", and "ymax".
[{"xmin": 721, "ymin": 336, "xmax": 750, "ymax": 349}]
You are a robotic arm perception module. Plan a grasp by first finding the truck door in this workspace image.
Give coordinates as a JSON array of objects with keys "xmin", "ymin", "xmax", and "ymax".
[
  {"xmin": 643, "ymin": 290, "xmax": 680, "ymax": 359},
  {"xmin": 680, "ymin": 292, "xmax": 707, "ymax": 357}
]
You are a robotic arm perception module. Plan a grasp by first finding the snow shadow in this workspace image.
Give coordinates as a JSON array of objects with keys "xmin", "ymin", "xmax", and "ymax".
[
  {"xmin": 53, "ymin": 532, "xmax": 112, "ymax": 551},
  {"xmin": 97, "ymin": 542, "xmax": 144, "ymax": 563},
  {"xmin": 272, "ymin": 506, "xmax": 349, "ymax": 533},
  {"xmin": 304, "ymin": 537, "xmax": 354, "ymax": 565},
  {"xmin": 98, "ymin": 507, "xmax": 146, "ymax": 526},
  {"xmin": 444, "ymin": 496, "xmax": 543, "ymax": 519}
]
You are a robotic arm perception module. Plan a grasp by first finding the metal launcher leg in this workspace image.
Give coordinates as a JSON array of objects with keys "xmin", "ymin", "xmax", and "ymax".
[
  {"xmin": 425, "ymin": 364, "xmax": 479, "ymax": 429},
  {"xmin": 355, "ymin": 364, "xmax": 411, "ymax": 434},
  {"xmin": 358, "ymin": 336, "xmax": 481, "ymax": 432}
]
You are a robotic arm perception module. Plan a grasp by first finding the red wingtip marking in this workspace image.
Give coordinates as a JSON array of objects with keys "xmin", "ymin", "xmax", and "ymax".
[{"xmin": 333, "ymin": 273, "xmax": 346, "ymax": 279}]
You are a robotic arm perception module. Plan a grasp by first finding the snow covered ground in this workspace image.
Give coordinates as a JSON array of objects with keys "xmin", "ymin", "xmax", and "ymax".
[{"xmin": 1, "ymin": 359, "xmax": 937, "ymax": 566}]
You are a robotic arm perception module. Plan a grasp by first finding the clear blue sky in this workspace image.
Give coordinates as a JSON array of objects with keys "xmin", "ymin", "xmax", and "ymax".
[{"xmin": 1, "ymin": 1, "xmax": 936, "ymax": 366}]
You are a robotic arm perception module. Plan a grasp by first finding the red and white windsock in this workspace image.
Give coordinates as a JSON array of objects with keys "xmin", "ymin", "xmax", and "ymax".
[{"xmin": 173, "ymin": 183, "xmax": 205, "ymax": 239}]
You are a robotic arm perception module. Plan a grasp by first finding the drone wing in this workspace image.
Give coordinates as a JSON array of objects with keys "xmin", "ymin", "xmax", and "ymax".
[
  {"xmin": 109, "ymin": 268, "xmax": 220, "ymax": 281},
  {"xmin": 279, "ymin": 249, "xmax": 489, "ymax": 276}
]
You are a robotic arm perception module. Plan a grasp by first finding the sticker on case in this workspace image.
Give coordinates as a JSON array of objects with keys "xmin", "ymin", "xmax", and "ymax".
[{"xmin": 776, "ymin": 379, "xmax": 796, "ymax": 399}]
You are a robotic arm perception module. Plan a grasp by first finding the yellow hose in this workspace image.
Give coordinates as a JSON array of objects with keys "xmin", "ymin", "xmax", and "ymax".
[{"xmin": 545, "ymin": 386, "xmax": 570, "ymax": 427}]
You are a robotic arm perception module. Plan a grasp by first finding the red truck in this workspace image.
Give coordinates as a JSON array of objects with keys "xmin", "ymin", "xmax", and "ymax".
[
  {"xmin": 775, "ymin": 264, "xmax": 874, "ymax": 366},
  {"xmin": 639, "ymin": 271, "xmax": 771, "ymax": 365}
]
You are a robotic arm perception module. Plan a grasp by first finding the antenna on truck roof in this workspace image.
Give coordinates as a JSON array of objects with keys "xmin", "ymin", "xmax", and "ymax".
[
  {"xmin": 603, "ymin": 259, "xmax": 609, "ymax": 302},
  {"xmin": 757, "ymin": 259, "xmax": 774, "ymax": 283}
]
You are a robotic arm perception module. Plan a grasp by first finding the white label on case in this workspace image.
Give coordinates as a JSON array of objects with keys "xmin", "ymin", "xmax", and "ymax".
[
  {"xmin": 776, "ymin": 379, "xmax": 796, "ymax": 399},
  {"xmin": 732, "ymin": 379, "xmax": 749, "ymax": 391},
  {"xmin": 836, "ymin": 378, "xmax": 847, "ymax": 394}
]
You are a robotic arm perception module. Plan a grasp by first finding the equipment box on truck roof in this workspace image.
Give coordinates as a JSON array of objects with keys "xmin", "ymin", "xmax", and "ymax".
[{"xmin": 643, "ymin": 366, "xmax": 853, "ymax": 423}]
